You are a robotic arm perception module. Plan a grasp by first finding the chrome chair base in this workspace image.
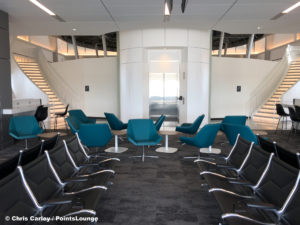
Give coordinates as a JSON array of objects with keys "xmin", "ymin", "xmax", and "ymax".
[{"xmin": 129, "ymin": 146, "xmax": 159, "ymax": 162}]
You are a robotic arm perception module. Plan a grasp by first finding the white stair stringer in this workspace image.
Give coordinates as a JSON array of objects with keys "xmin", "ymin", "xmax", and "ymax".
[
  {"xmin": 252, "ymin": 58, "xmax": 300, "ymax": 124},
  {"xmin": 14, "ymin": 55, "xmax": 67, "ymax": 130}
]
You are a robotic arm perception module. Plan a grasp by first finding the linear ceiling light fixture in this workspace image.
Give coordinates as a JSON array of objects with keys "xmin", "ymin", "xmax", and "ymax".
[
  {"xmin": 282, "ymin": 2, "xmax": 300, "ymax": 14},
  {"xmin": 271, "ymin": 1, "xmax": 300, "ymax": 20},
  {"xmin": 29, "ymin": 0, "xmax": 56, "ymax": 16},
  {"xmin": 282, "ymin": 1, "xmax": 300, "ymax": 13},
  {"xmin": 164, "ymin": 0, "xmax": 173, "ymax": 16}
]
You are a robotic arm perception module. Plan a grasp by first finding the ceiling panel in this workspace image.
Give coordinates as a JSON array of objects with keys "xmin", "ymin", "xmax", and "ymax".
[
  {"xmin": 40, "ymin": 0, "xmax": 112, "ymax": 22},
  {"xmin": 214, "ymin": 0, "xmax": 300, "ymax": 33},
  {"xmin": 0, "ymin": 0, "xmax": 300, "ymax": 35}
]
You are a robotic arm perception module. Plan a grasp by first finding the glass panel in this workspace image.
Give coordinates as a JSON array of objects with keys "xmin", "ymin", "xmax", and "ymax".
[{"xmin": 149, "ymin": 72, "xmax": 179, "ymax": 122}]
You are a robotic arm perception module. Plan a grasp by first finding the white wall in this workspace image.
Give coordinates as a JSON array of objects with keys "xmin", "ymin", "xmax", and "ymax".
[
  {"xmin": 120, "ymin": 28, "xmax": 211, "ymax": 123},
  {"xmin": 49, "ymin": 57, "xmax": 119, "ymax": 117},
  {"xmin": 282, "ymin": 81, "xmax": 300, "ymax": 104},
  {"xmin": 211, "ymin": 57, "xmax": 278, "ymax": 118}
]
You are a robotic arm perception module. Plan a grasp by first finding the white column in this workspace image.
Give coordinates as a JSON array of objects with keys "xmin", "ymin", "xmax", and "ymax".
[
  {"xmin": 218, "ymin": 32, "xmax": 225, "ymax": 57},
  {"xmin": 246, "ymin": 34, "xmax": 255, "ymax": 58},
  {"xmin": 71, "ymin": 36, "xmax": 79, "ymax": 59},
  {"xmin": 102, "ymin": 34, "xmax": 107, "ymax": 57}
]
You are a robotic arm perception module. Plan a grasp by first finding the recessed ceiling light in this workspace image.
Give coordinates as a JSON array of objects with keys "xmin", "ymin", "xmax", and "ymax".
[
  {"xmin": 29, "ymin": 0, "xmax": 56, "ymax": 16},
  {"xmin": 72, "ymin": 28, "xmax": 77, "ymax": 31},
  {"xmin": 282, "ymin": 1, "xmax": 300, "ymax": 14},
  {"xmin": 257, "ymin": 26, "xmax": 261, "ymax": 30},
  {"xmin": 164, "ymin": 0, "xmax": 173, "ymax": 16}
]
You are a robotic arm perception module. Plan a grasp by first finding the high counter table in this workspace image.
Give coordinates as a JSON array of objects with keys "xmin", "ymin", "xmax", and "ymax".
[
  {"xmin": 156, "ymin": 130, "xmax": 179, "ymax": 153},
  {"xmin": 105, "ymin": 129, "xmax": 128, "ymax": 153}
]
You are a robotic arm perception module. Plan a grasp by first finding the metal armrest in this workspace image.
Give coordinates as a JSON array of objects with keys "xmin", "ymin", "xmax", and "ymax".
[
  {"xmin": 64, "ymin": 209, "xmax": 96, "ymax": 217},
  {"xmin": 247, "ymin": 202, "xmax": 277, "ymax": 211},
  {"xmin": 222, "ymin": 213, "xmax": 276, "ymax": 225},
  {"xmin": 64, "ymin": 186, "xmax": 107, "ymax": 195},
  {"xmin": 98, "ymin": 158, "xmax": 120, "ymax": 164},
  {"xmin": 42, "ymin": 198, "xmax": 72, "ymax": 207},
  {"xmin": 194, "ymin": 159, "xmax": 216, "ymax": 165},
  {"xmin": 216, "ymin": 164, "xmax": 236, "ymax": 169},
  {"xmin": 229, "ymin": 180, "xmax": 252, "ymax": 186},
  {"xmin": 200, "ymin": 171, "xmax": 238, "ymax": 180},
  {"xmin": 77, "ymin": 169, "xmax": 115, "ymax": 178},
  {"xmin": 79, "ymin": 163, "xmax": 99, "ymax": 168},
  {"xmin": 63, "ymin": 177, "xmax": 88, "ymax": 184},
  {"xmin": 209, "ymin": 188, "xmax": 255, "ymax": 199}
]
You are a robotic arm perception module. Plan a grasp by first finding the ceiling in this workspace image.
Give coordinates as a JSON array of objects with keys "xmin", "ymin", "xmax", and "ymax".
[{"xmin": 1, "ymin": 0, "xmax": 300, "ymax": 35}]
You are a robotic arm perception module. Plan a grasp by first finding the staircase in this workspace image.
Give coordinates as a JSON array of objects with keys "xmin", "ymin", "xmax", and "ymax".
[
  {"xmin": 253, "ymin": 58, "xmax": 300, "ymax": 123},
  {"xmin": 14, "ymin": 55, "xmax": 67, "ymax": 129}
]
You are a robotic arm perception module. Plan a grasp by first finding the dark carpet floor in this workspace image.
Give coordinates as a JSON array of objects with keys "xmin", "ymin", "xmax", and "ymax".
[{"xmin": 0, "ymin": 129, "xmax": 299, "ymax": 225}]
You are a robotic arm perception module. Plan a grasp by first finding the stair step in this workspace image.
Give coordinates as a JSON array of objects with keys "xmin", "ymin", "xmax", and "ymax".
[
  {"xmin": 282, "ymin": 78, "xmax": 299, "ymax": 82},
  {"xmin": 259, "ymin": 109, "xmax": 276, "ymax": 114},
  {"xmin": 262, "ymin": 106, "xmax": 276, "ymax": 110},
  {"xmin": 254, "ymin": 113, "xmax": 279, "ymax": 118},
  {"xmin": 17, "ymin": 61, "xmax": 38, "ymax": 66},
  {"xmin": 273, "ymin": 91, "xmax": 285, "ymax": 94},
  {"xmin": 285, "ymin": 75, "xmax": 300, "ymax": 79},
  {"xmin": 19, "ymin": 66, "xmax": 39, "ymax": 68},
  {"xmin": 21, "ymin": 68, "xmax": 40, "ymax": 71}
]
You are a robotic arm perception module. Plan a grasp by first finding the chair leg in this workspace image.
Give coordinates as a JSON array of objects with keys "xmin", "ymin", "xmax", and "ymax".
[
  {"xmin": 64, "ymin": 117, "xmax": 68, "ymax": 130},
  {"xmin": 54, "ymin": 116, "xmax": 57, "ymax": 131},
  {"xmin": 129, "ymin": 145, "xmax": 159, "ymax": 162},
  {"xmin": 288, "ymin": 121, "xmax": 294, "ymax": 141},
  {"xmin": 25, "ymin": 139, "xmax": 28, "ymax": 149},
  {"xmin": 275, "ymin": 116, "xmax": 281, "ymax": 133},
  {"xmin": 142, "ymin": 146, "xmax": 145, "ymax": 162}
]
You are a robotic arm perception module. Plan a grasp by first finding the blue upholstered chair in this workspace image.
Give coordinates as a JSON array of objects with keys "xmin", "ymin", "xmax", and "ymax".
[
  {"xmin": 220, "ymin": 115, "xmax": 247, "ymax": 131},
  {"xmin": 176, "ymin": 114, "xmax": 205, "ymax": 134},
  {"xmin": 9, "ymin": 116, "xmax": 43, "ymax": 149},
  {"xmin": 66, "ymin": 116, "xmax": 81, "ymax": 134},
  {"xmin": 127, "ymin": 119, "xmax": 162, "ymax": 162},
  {"xmin": 154, "ymin": 114, "xmax": 165, "ymax": 131},
  {"xmin": 222, "ymin": 124, "xmax": 258, "ymax": 146},
  {"xmin": 69, "ymin": 109, "xmax": 96, "ymax": 124},
  {"xmin": 180, "ymin": 123, "xmax": 221, "ymax": 160},
  {"xmin": 104, "ymin": 112, "xmax": 127, "ymax": 130},
  {"xmin": 78, "ymin": 123, "xmax": 112, "ymax": 147}
]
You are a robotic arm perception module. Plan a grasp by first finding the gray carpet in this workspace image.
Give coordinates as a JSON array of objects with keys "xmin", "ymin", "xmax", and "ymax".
[{"xmin": 1, "ymin": 129, "xmax": 300, "ymax": 225}]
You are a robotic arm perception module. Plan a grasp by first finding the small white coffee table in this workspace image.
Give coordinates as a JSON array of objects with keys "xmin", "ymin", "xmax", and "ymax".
[
  {"xmin": 105, "ymin": 130, "xmax": 128, "ymax": 153},
  {"xmin": 200, "ymin": 146, "xmax": 221, "ymax": 154},
  {"xmin": 156, "ymin": 130, "xmax": 179, "ymax": 153}
]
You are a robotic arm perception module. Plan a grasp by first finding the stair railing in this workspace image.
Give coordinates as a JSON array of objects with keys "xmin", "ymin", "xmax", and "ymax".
[
  {"xmin": 37, "ymin": 48, "xmax": 83, "ymax": 110},
  {"xmin": 247, "ymin": 46, "xmax": 291, "ymax": 117}
]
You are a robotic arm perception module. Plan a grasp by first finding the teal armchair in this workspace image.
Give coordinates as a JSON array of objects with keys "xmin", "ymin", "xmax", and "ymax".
[
  {"xmin": 78, "ymin": 123, "xmax": 112, "ymax": 147},
  {"xmin": 154, "ymin": 114, "xmax": 165, "ymax": 131},
  {"xmin": 180, "ymin": 123, "xmax": 221, "ymax": 160},
  {"xmin": 69, "ymin": 109, "xmax": 96, "ymax": 124},
  {"xmin": 104, "ymin": 112, "xmax": 127, "ymax": 130},
  {"xmin": 127, "ymin": 119, "xmax": 162, "ymax": 162},
  {"xmin": 223, "ymin": 124, "xmax": 258, "ymax": 146},
  {"xmin": 220, "ymin": 115, "xmax": 247, "ymax": 131},
  {"xmin": 176, "ymin": 114, "xmax": 205, "ymax": 134},
  {"xmin": 9, "ymin": 116, "xmax": 43, "ymax": 149},
  {"xmin": 66, "ymin": 116, "xmax": 81, "ymax": 134}
]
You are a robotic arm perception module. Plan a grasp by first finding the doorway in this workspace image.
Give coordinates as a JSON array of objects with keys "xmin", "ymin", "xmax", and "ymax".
[{"xmin": 147, "ymin": 49, "xmax": 186, "ymax": 125}]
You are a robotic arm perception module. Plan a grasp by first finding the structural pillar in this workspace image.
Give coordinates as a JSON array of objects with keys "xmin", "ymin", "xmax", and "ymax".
[
  {"xmin": 102, "ymin": 34, "xmax": 107, "ymax": 57},
  {"xmin": 246, "ymin": 34, "xmax": 255, "ymax": 58},
  {"xmin": 71, "ymin": 35, "xmax": 79, "ymax": 59},
  {"xmin": 218, "ymin": 32, "xmax": 225, "ymax": 57},
  {"xmin": 95, "ymin": 43, "xmax": 99, "ymax": 57},
  {"xmin": 224, "ymin": 42, "xmax": 228, "ymax": 56}
]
